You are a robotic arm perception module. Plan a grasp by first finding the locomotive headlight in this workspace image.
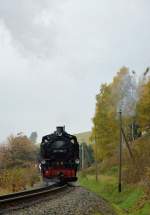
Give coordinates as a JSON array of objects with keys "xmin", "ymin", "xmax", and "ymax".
[
  {"xmin": 39, "ymin": 164, "xmax": 41, "ymax": 170},
  {"xmin": 41, "ymin": 160, "xmax": 46, "ymax": 165},
  {"xmin": 75, "ymin": 159, "xmax": 80, "ymax": 164}
]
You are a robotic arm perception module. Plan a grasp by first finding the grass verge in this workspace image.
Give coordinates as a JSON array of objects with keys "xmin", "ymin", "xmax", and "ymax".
[{"xmin": 79, "ymin": 173, "xmax": 149, "ymax": 215}]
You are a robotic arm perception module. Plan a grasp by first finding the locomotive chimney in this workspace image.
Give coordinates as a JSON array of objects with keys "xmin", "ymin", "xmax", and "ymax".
[{"xmin": 56, "ymin": 126, "xmax": 64, "ymax": 135}]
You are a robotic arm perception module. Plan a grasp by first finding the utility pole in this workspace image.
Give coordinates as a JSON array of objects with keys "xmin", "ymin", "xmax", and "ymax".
[
  {"xmin": 131, "ymin": 122, "xmax": 134, "ymax": 141},
  {"xmin": 119, "ymin": 109, "xmax": 122, "ymax": 192},
  {"xmin": 95, "ymin": 125, "xmax": 98, "ymax": 181},
  {"xmin": 82, "ymin": 143, "xmax": 84, "ymax": 169}
]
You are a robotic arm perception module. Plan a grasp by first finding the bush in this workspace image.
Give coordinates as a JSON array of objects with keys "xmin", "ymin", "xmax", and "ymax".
[
  {"xmin": 0, "ymin": 166, "xmax": 40, "ymax": 192},
  {"xmin": 123, "ymin": 134, "xmax": 150, "ymax": 191}
]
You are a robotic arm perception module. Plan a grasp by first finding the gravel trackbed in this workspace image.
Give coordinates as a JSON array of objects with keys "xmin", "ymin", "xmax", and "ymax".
[{"xmin": 4, "ymin": 187, "xmax": 116, "ymax": 215}]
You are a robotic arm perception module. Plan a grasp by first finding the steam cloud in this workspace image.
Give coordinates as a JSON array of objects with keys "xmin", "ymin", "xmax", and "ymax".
[
  {"xmin": 118, "ymin": 72, "xmax": 138, "ymax": 116},
  {"xmin": 0, "ymin": 0, "xmax": 150, "ymax": 140},
  {"xmin": 0, "ymin": 0, "xmax": 63, "ymax": 57}
]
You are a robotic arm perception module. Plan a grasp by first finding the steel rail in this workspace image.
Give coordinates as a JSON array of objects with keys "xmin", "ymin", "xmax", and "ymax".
[
  {"xmin": 0, "ymin": 184, "xmax": 56, "ymax": 201},
  {"xmin": 0, "ymin": 184, "xmax": 68, "ymax": 213}
]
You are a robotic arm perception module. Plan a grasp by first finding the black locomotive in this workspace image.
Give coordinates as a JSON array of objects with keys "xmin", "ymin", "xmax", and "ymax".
[{"xmin": 40, "ymin": 126, "xmax": 79, "ymax": 184}]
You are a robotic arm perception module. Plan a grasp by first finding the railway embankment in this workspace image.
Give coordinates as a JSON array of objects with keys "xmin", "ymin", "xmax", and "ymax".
[
  {"xmin": 4, "ymin": 186, "xmax": 116, "ymax": 215},
  {"xmin": 79, "ymin": 133, "xmax": 150, "ymax": 215},
  {"xmin": 80, "ymin": 173, "xmax": 141, "ymax": 215}
]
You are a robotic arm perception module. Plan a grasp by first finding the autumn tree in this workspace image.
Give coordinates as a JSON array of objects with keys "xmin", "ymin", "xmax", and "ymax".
[
  {"xmin": 136, "ymin": 79, "xmax": 150, "ymax": 130},
  {"xmin": 0, "ymin": 135, "xmax": 38, "ymax": 169},
  {"xmin": 91, "ymin": 67, "xmax": 138, "ymax": 161},
  {"xmin": 0, "ymin": 134, "xmax": 39, "ymax": 192}
]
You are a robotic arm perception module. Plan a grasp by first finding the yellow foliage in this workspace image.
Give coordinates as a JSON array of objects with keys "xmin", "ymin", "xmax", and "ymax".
[
  {"xmin": 0, "ymin": 134, "xmax": 38, "ymax": 169},
  {"xmin": 0, "ymin": 166, "xmax": 39, "ymax": 192},
  {"xmin": 137, "ymin": 80, "xmax": 150, "ymax": 130},
  {"xmin": 91, "ymin": 67, "xmax": 130, "ymax": 160},
  {"xmin": 0, "ymin": 134, "xmax": 40, "ymax": 193},
  {"xmin": 123, "ymin": 134, "xmax": 150, "ymax": 185}
]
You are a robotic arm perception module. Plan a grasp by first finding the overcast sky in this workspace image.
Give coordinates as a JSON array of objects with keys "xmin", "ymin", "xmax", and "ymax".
[{"xmin": 0, "ymin": 0, "xmax": 149, "ymax": 142}]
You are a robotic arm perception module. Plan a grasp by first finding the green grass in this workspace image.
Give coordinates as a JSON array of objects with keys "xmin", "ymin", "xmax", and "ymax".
[
  {"xmin": 112, "ymin": 204, "xmax": 126, "ymax": 215},
  {"xmin": 79, "ymin": 174, "xmax": 149, "ymax": 215},
  {"xmin": 132, "ymin": 203, "xmax": 150, "ymax": 215}
]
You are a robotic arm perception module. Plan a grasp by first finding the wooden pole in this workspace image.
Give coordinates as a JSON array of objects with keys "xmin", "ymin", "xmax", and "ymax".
[
  {"xmin": 119, "ymin": 109, "xmax": 122, "ymax": 192},
  {"xmin": 95, "ymin": 126, "xmax": 98, "ymax": 181},
  {"xmin": 82, "ymin": 143, "xmax": 84, "ymax": 169}
]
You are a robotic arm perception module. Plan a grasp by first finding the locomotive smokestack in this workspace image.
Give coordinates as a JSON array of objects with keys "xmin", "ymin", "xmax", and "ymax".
[{"xmin": 56, "ymin": 126, "xmax": 64, "ymax": 135}]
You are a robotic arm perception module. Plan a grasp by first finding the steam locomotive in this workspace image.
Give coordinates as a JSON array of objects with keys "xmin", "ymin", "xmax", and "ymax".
[{"xmin": 40, "ymin": 127, "xmax": 79, "ymax": 184}]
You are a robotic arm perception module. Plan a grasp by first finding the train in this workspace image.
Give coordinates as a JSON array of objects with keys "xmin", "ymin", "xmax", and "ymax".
[{"xmin": 40, "ymin": 126, "xmax": 79, "ymax": 185}]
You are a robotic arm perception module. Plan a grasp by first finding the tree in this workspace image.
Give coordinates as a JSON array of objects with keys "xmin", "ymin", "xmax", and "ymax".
[
  {"xmin": 91, "ymin": 67, "xmax": 138, "ymax": 161},
  {"xmin": 0, "ymin": 134, "xmax": 40, "ymax": 193},
  {"xmin": 0, "ymin": 134, "xmax": 38, "ymax": 169},
  {"xmin": 91, "ymin": 83, "xmax": 118, "ymax": 160},
  {"xmin": 137, "ymin": 80, "xmax": 150, "ymax": 130}
]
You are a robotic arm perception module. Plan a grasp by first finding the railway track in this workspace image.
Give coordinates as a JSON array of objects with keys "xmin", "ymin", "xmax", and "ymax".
[{"xmin": 0, "ymin": 184, "xmax": 68, "ymax": 214}]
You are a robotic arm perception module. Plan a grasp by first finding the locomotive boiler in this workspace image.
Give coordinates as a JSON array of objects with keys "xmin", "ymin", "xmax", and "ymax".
[{"xmin": 40, "ymin": 126, "xmax": 79, "ymax": 184}]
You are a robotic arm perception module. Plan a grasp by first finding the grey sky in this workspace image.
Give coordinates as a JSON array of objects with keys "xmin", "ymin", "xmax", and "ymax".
[{"xmin": 0, "ymin": 0, "xmax": 149, "ymax": 142}]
